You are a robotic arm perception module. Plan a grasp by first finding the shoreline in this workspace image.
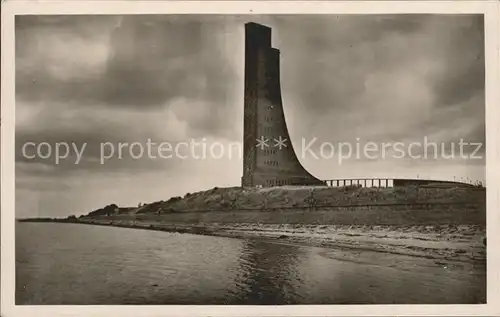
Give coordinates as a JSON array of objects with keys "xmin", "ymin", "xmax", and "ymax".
[{"xmin": 20, "ymin": 219, "xmax": 486, "ymax": 267}]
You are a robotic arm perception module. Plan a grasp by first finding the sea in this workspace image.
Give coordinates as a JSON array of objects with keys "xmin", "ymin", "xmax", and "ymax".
[{"xmin": 16, "ymin": 222, "xmax": 486, "ymax": 305}]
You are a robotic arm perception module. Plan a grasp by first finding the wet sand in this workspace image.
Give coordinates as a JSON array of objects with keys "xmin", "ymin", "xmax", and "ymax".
[{"xmin": 73, "ymin": 219, "xmax": 486, "ymax": 268}]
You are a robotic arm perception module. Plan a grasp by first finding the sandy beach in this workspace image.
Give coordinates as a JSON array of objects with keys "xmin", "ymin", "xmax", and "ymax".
[{"xmin": 74, "ymin": 219, "xmax": 485, "ymax": 268}]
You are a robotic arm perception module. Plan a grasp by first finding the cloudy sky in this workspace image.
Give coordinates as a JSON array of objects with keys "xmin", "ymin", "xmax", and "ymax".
[{"xmin": 15, "ymin": 14, "xmax": 485, "ymax": 218}]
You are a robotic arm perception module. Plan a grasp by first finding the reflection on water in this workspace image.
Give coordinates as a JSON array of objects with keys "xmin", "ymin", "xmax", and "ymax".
[
  {"xmin": 233, "ymin": 240, "xmax": 307, "ymax": 304},
  {"xmin": 16, "ymin": 223, "xmax": 485, "ymax": 305}
]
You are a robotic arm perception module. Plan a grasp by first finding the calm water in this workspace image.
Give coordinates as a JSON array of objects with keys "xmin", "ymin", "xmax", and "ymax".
[{"xmin": 16, "ymin": 223, "xmax": 485, "ymax": 305}]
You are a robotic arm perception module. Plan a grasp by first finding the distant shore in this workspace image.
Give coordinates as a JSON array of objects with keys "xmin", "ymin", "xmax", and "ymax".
[{"xmin": 19, "ymin": 217, "xmax": 486, "ymax": 267}]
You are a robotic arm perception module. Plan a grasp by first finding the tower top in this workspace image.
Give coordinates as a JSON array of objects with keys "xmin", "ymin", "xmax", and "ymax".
[
  {"xmin": 245, "ymin": 22, "xmax": 271, "ymax": 30},
  {"xmin": 245, "ymin": 22, "xmax": 272, "ymax": 49}
]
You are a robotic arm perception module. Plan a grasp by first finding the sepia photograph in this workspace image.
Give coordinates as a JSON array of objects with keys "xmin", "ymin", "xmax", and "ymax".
[{"xmin": 2, "ymin": 1, "xmax": 500, "ymax": 316}]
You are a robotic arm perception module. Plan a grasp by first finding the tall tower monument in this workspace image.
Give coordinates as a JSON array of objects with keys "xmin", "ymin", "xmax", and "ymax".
[{"xmin": 241, "ymin": 22, "xmax": 325, "ymax": 187}]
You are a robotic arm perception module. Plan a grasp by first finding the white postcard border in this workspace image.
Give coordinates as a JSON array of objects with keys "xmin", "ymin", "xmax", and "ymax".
[{"xmin": 1, "ymin": 1, "xmax": 499, "ymax": 316}]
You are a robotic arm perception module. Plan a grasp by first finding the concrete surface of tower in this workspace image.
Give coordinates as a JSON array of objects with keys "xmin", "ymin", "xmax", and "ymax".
[{"xmin": 241, "ymin": 22, "xmax": 325, "ymax": 187}]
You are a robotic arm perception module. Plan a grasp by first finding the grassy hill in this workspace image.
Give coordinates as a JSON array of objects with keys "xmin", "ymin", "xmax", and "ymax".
[{"xmin": 82, "ymin": 185, "xmax": 485, "ymax": 222}]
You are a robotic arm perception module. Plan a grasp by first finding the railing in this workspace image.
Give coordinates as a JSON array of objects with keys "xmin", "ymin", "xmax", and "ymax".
[
  {"xmin": 322, "ymin": 178, "xmax": 393, "ymax": 188},
  {"xmin": 321, "ymin": 178, "xmax": 479, "ymax": 188}
]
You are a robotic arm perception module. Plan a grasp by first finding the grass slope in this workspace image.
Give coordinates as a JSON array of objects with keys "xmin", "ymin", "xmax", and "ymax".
[{"xmin": 82, "ymin": 186, "xmax": 486, "ymax": 225}]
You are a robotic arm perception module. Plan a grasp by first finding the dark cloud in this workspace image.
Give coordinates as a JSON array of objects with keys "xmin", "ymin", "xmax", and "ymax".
[
  {"xmin": 16, "ymin": 15, "xmax": 238, "ymax": 109},
  {"xmin": 429, "ymin": 15, "xmax": 484, "ymax": 107}
]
